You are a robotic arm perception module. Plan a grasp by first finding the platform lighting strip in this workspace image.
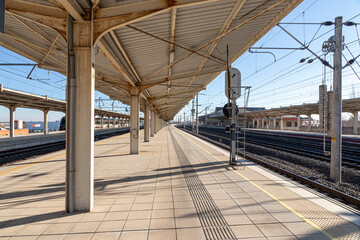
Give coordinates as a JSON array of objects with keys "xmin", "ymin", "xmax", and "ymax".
[{"xmin": 178, "ymin": 129, "xmax": 337, "ymax": 240}]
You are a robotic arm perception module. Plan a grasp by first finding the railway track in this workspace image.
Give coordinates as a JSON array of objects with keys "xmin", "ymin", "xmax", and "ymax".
[
  {"xmin": 177, "ymin": 126, "xmax": 360, "ymax": 209},
  {"xmin": 0, "ymin": 129, "xmax": 130, "ymax": 166},
  {"xmin": 188, "ymin": 126, "xmax": 360, "ymax": 169}
]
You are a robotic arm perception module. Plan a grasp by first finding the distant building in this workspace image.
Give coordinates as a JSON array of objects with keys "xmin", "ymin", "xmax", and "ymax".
[
  {"xmin": 24, "ymin": 121, "xmax": 60, "ymax": 132},
  {"xmin": 199, "ymin": 106, "xmax": 266, "ymax": 127}
]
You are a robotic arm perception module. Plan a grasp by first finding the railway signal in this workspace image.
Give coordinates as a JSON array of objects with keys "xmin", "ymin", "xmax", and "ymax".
[{"xmin": 225, "ymin": 66, "xmax": 241, "ymax": 165}]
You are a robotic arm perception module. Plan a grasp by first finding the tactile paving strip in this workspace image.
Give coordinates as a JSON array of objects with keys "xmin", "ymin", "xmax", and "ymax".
[{"xmin": 170, "ymin": 130, "xmax": 236, "ymax": 240}]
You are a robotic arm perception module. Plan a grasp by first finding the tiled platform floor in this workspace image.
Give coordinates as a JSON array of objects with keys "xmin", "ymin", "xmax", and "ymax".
[{"xmin": 0, "ymin": 126, "xmax": 359, "ymax": 240}]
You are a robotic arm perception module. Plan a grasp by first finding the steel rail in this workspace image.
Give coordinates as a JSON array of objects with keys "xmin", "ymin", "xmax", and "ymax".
[{"xmin": 192, "ymin": 127, "xmax": 360, "ymax": 169}]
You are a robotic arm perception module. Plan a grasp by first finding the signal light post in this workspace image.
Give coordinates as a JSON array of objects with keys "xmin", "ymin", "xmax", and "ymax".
[{"xmin": 225, "ymin": 68, "xmax": 241, "ymax": 165}]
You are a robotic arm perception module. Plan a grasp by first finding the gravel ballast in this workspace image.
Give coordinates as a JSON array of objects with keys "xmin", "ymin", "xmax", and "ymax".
[{"xmin": 241, "ymin": 142, "xmax": 360, "ymax": 199}]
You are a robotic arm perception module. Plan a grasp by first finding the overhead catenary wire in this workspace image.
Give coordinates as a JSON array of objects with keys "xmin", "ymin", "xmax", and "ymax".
[
  {"xmin": 250, "ymin": 71, "xmax": 357, "ymax": 100},
  {"xmin": 341, "ymin": 51, "xmax": 360, "ymax": 81},
  {"xmin": 251, "ymin": 85, "xmax": 360, "ymax": 108},
  {"xmin": 180, "ymin": 17, "xmax": 360, "ymax": 121},
  {"xmin": 261, "ymin": 0, "xmax": 320, "ymax": 47},
  {"xmin": 251, "ymin": 76, "xmax": 360, "ymax": 103},
  {"xmin": 206, "ymin": 41, "xmax": 359, "ymax": 105},
  {"xmin": 344, "ymin": 44, "xmax": 360, "ymax": 69}
]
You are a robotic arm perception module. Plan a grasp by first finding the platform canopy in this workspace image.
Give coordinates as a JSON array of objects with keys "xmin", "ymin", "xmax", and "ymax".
[
  {"xmin": 0, "ymin": 85, "xmax": 132, "ymax": 119},
  {"xmin": 1, "ymin": 0, "xmax": 303, "ymax": 120},
  {"xmin": 243, "ymin": 98, "xmax": 360, "ymax": 118}
]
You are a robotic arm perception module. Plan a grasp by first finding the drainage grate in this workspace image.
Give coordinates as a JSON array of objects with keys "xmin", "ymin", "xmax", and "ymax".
[{"xmin": 170, "ymin": 130, "xmax": 236, "ymax": 240}]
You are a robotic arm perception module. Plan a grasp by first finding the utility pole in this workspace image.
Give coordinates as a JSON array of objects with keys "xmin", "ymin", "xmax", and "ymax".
[
  {"xmin": 196, "ymin": 94, "xmax": 199, "ymax": 134},
  {"xmin": 191, "ymin": 100, "xmax": 195, "ymax": 132},
  {"xmin": 330, "ymin": 16, "xmax": 343, "ymax": 183},
  {"xmin": 184, "ymin": 112, "xmax": 186, "ymax": 129}
]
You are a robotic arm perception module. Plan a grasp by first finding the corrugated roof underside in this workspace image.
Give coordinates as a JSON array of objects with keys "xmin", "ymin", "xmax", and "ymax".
[
  {"xmin": 114, "ymin": 11, "xmax": 171, "ymax": 80},
  {"xmin": 0, "ymin": 0, "xmax": 302, "ymax": 120}
]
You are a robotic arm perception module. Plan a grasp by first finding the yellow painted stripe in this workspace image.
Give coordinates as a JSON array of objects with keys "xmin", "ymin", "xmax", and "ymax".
[
  {"xmin": 95, "ymin": 133, "xmax": 128, "ymax": 145},
  {"xmin": 177, "ymin": 129, "xmax": 337, "ymax": 240},
  {"xmin": 0, "ymin": 152, "xmax": 65, "ymax": 176},
  {"xmin": 0, "ymin": 133, "xmax": 129, "ymax": 176}
]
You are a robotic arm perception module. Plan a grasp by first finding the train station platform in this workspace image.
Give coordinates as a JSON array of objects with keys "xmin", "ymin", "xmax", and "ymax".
[{"xmin": 0, "ymin": 126, "xmax": 359, "ymax": 240}]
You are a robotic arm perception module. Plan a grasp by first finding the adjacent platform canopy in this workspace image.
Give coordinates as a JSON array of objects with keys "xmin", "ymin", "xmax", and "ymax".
[
  {"xmin": 243, "ymin": 98, "xmax": 360, "ymax": 118},
  {"xmin": 0, "ymin": 85, "xmax": 131, "ymax": 118},
  {"xmin": 1, "ymin": 0, "xmax": 303, "ymax": 120}
]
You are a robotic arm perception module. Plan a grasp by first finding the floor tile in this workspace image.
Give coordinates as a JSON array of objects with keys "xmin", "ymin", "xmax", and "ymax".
[
  {"xmin": 148, "ymin": 229, "xmax": 176, "ymax": 240},
  {"xmin": 176, "ymin": 228, "xmax": 206, "ymax": 240},
  {"xmin": 257, "ymin": 223, "xmax": 293, "ymax": 237},
  {"xmin": 119, "ymin": 231, "xmax": 148, "ymax": 240}
]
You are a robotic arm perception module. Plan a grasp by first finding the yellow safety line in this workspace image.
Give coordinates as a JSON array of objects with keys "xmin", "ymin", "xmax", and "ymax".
[
  {"xmin": 177, "ymin": 129, "xmax": 337, "ymax": 240},
  {"xmin": 0, "ymin": 152, "xmax": 65, "ymax": 176},
  {"xmin": 0, "ymin": 133, "xmax": 129, "ymax": 176}
]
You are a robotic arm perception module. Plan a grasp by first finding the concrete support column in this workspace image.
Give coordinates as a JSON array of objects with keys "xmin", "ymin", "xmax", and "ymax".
[
  {"xmin": 156, "ymin": 115, "xmax": 159, "ymax": 132},
  {"xmin": 130, "ymin": 88, "xmax": 140, "ymax": 154},
  {"xmin": 252, "ymin": 119, "xmax": 255, "ymax": 128},
  {"xmin": 327, "ymin": 91, "xmax": 333, "ymax": 136},
  {"xmin": 100, "ymin": 116, "xmax": 104, "ymax": 129},
  {"xmin": 112, "ymin": 117, "xmax": 115, "ymax": 128},
  {"xmin": 144, "ymin": 100, "xmax": 150, "ymax": 142},
  {"xmin": 319, "ymin": 85, "xmax": 328, "ymax": 132},
  {"xmin": 267, "ymin": 117, "xmax": 270, "ymax": 129},
  {"xmin": 107, "ymin": 116, "xmax": 110, "ymax": 129},
  {"xmin": 9, "ymin": 106, "xmax": 15, "ymax": 138},
  {"xmin": 261, "ymin": 117, "xmax": 264, "ymax": 129},
  {"xmin": 154, "ymin": 114, "xmax": 158, "ymax": 134},
  {"xmin": 307, "ymin": 114, "xmax": 311, "ymax": 131},
  {"xmin": 150, "ymin": 108, "xmax": 155, "ymax": 137},
  {"xmin": 297, "ymin": 115, "xmax": 301, "ymax": 131},
  {"xmin": 280, "ymin": 115, "xmax": 283, "ymax": 130},
  {"xmin": 65, "ymin": 20, "xmax": 95, "ymax": 212},
  {"xmin": 354, "ymin": 111, "xmax": 358, "ymax": 135},
  {"xmin": 43, "ymin": 109, "xmax": 49, "ymax": 134},
  {"xmin": 158, "ymin": 117, "xmax": 160, "ymax": 131},
  {"xmin": 273, "ymin": 117, "xmax": 277, "ymax": 129},
  {"xmin": 257, "ymin": 118, "xmax": 260, "ymax": 129}
]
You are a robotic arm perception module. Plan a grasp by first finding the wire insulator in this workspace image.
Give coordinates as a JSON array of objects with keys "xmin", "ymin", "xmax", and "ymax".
[
  {"xmin": 322, "ymin": 21, "xmax": 333, "ymax": 26},
  {"xmin": 321, "ymin": 59, "xmax": 332, "ymax": 68},
  {"xmin": 344, "ymin": 21, "xmax": 356, "ymax": 26}
]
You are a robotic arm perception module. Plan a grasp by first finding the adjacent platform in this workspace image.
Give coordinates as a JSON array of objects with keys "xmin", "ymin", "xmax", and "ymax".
[
  {"xmin": 0, "ymin": 128, "xmax": 130, "ymax": 153},
  {"xmin": 0, "ymin": 126, "xmax": 359, "ymax": 239}
]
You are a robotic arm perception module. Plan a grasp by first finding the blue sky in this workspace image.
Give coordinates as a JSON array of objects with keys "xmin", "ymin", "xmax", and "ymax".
[
  {"xmin": 177, "ymin": 0, "xmax": 360, "ymax": 122},
  {"xmin": 0, "ymin": 0, "xmax": 360, "ymax": 122}
]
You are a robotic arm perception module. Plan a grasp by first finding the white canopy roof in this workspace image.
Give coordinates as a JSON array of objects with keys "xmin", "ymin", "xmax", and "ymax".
[{"xmin": 1, "ymin": 0, "xmax": 303, "ymax": 120}]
